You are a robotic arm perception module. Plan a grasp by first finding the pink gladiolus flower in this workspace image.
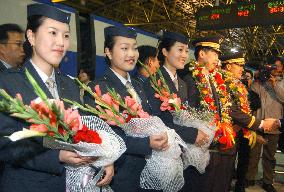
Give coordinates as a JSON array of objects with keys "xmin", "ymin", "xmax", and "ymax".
[
  {"xmin": 94, "ymin": 85, "xmax": 102, "ymax": 97},
  {"xmin": 30, "ymin": 100, "xmax": 50, "ymax": 115},
  {"xmin": 125, "ymin": 96, "xmax": 140, "ymax": 112},
  {"xmin": 53, "ymin": 100, "xmax": 65, "ymax": 112},
  {"xmin": 30, "ymin": 124, "xmax": 48, "ymax": 133},
  {"xmin": 161, "ymin": 89, "xmax": 170, "ymax": 98},
  {"xmin": 64, "ymin": 109, "xmax": 82, "ymax": 131},
  {"xmin": 124, "ymin": 96, "xmax": 135, "ymax": 106},
  {"xmin": 137, "ymin": 110, "xmax": 150, "ymax": 118},
  {"xmin": 154, "ymin": 93, "xmax": 160, "ymax": 99},
  {"xmin": 101, "ymin": 93, "xmax": 114, "ymax": 106},
  {"xmin": 105, "ymin": 109, "xmax": 115, "ymax": 118},
  {"xmin": 106, "ymin": 120, "xmax": 117, "ymax": 126},
  {"xmin": 113, "ymin": 102, "xmax": 120, "ymax": 112},
  {"xmin": 117, "ymin": 116, "xmax": 125, "ymax": 124},
  {"xmin": 157, "ymin": 79, "xmax": 161, "ymax": 86},
  {"xmin": 15, "ymin": 93, "xmax": 23, "ymax": 101},
  {"xmin": 160, "ymin": 99, "xmax": 170, "ymax": 111}
]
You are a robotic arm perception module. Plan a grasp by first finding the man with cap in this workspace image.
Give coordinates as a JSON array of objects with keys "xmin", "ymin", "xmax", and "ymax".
[
  {"xmin": 184, "ymin": 36, "xmax": 236, "ymax": 192},
  {"xmin": 179, "ymin": 36, "xmax": 239, "ymax": 192},
  {"xmin": 0, "ymin": 3, "xmax": 110, "ymax": 192},
  {"xmin": 221, "ymin": 52, "xmax": 279, "ymax": 192}
]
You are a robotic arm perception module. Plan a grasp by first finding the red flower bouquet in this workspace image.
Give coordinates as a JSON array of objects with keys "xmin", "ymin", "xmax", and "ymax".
[
  {"xmin": 67, "ymin": 79, "xmax": 188, "ymax": 192},
  {"xmin": 0, "ymin": 70, "xmax": 126, "ymax": 192},
  {"xmin": 147, "ymin": 67, "xmax": 216, "ymax": 173}
]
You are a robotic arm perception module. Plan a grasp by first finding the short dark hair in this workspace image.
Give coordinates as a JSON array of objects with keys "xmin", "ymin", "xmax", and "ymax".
[
  {"xmin": 79, "ymin": 68, "xmax": 95, "ymax": 81},
  {"xmin": 274, "ymin": 56, "xmax": 284, "ymax": 65},
  {"xmin": 194, "ymin": 46, "xmax": 219, "ymax": 60},
  {"xmin": 157, "ymin": 38, "xmax": 177, "ymax": 65},
  {"xmin": 24, "ymin": 15, "xmax": 47, "ymax": 58},
  {"xmin": 245, "ymin": 69, "xmax": 253, "ymax": 77},
  {"xmin": 137, "ymin": 45, "xmax": 157, "ymax": 70},
  {"xmin": 104, "ymin": 36, "xmax": 116, "ymax": 66},
  {"xmin": 0, "ymin": 23, "xmax": 23, "ymax": 43}
]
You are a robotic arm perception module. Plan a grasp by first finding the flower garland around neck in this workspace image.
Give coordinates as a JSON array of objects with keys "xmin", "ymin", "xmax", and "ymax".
[
  {"xmin": 192, "ymin": 65, "xmax": 235, "ymax": 150},
  {"xmin": 225, "ymin": 72, "xmax": 257, "ymax": 148}
]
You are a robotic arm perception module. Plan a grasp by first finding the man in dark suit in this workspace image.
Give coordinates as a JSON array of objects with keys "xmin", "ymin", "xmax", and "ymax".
[
  {"xmin": 0, "ymin": 18, "xmax": 30, "ymax": 186},
  {"xmin": 78, "ymin": 67, "xmax": 96, "ymax": 104},
  {"xmin": 0, "ymin": 23, "xmax": 25, "ymax": 71},
  {"xmin": 134, "ymin": 45, "xmax": 160, "ymax": 84}
]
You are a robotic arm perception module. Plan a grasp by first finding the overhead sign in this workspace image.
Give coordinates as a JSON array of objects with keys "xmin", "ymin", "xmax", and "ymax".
[{"xmin": 196, "ymin": 1, "xmax": 284, "ymax": 30}]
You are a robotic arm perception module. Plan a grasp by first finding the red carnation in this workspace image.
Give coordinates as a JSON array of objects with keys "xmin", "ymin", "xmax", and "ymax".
[{"xmin": 73, "ymin": 124, "xmax": 102, "ymax": 144}]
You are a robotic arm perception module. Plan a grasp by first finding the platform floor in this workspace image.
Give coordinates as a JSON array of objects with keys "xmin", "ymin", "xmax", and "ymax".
[{"xmin": 232, "ymin": 151, "xmax": 284, "ymax": 192}]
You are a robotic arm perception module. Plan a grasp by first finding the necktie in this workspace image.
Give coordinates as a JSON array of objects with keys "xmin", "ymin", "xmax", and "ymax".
[
  {"xmin": 79, "ymin": 88, "xmax": 85, "ymax": 103},
  {"xmin": 173, "ymin": 78, "xmax": 179, "ymax": 91},
  {"xmin": 125, "ymin": 81, "xmax": 141, "ymax": 104},
  {"xmin": 46, "ymin": 78, "xmax": 59, "ymax": 99},
  {"xmin": 208, "ymin": 78, "xmax": 221, "ymax": 117}
]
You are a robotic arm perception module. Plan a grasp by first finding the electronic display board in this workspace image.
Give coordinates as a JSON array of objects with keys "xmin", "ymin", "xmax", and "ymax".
[{"xmin": 196, "ymin": 1, "xmax": 284, "ymax": 30}]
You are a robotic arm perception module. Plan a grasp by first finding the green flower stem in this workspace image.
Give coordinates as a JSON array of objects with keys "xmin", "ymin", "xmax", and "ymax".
[
  {"xmin": 107, "ymin": 88, "xmax": 137, "ymax": 116},
  {"xmin": 25, "ymin": 69, "xmax": 48, "ymax": 102},
  {"xmin": 0, "ymin": 70, "xmax": 76, "ymax": 143},
  {"xmin": 63, "ymin": 98, "xmax": 123, "ymax": 126}
]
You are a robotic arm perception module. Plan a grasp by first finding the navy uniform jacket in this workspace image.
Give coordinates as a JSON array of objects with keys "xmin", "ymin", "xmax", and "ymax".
[
  {"xmin": 182, "ymin": 72, "xmax": 222, "ymax": 115},
  {"xmin": 180, "ymin": 72, "xmax": 239, "ymax": 155},
  {"xmin": 182, "ymin": 72, "xmax": 261, "ymax": 131},
  {"xmin": 230, "ymin": 96, "xmax": 261, "ymax": 131},
  {"xmin": 179, "ymin": 71, "xmax": 201, "ymax": 109},
  {"xmin": 144, "ymin": 67, "xmax": 198, "ymax": 144},
  {"xmin": 81, "ymin": 80, "xmax": 96, "ymax": 105},
  {"xmin": 0, "ymin": 60, "xmax": 81, "ymax": 192},
  {"xmin": 0, "ymin": 60, "xmax": 7, "ymax": 177},
  {"xmin": 94, "ymin": 68, "xmax": 153, "ymax": 192},
  {"xmin": 0, "ymin": 60, "xmax": 6, "ymax": 72},
  {"xmin": 133, "ymin": 73, "xmax": 148, "ymax": 85}
]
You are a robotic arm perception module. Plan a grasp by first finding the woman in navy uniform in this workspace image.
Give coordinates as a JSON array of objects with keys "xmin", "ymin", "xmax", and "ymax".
[
  {"xmin": 0, "ymin": 3, "xmax": 113, "ymax": 192},
  {"xmin": 143, "ymin": 31, "xmax": 210, "ymax": 192},
  {"xmin": 94, "ymin": 26, "xmax": 169, "ymax": 192}
]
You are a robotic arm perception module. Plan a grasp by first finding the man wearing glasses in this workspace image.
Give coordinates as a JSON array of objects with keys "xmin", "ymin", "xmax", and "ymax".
[{"xmin": 0, "ymin": 23, "xmax": 25, "ymax": 71}]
